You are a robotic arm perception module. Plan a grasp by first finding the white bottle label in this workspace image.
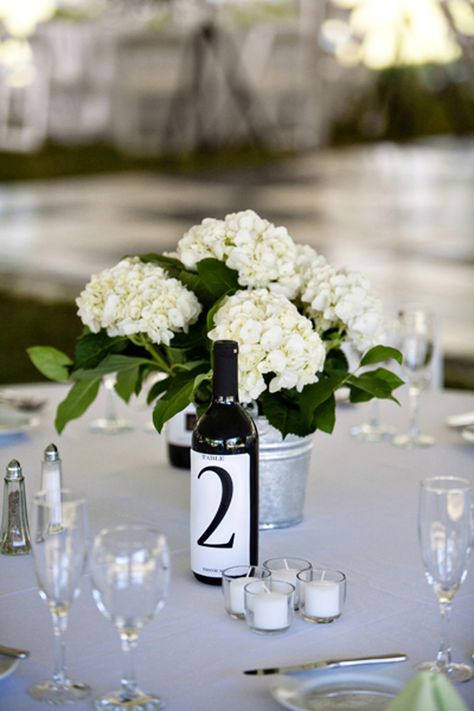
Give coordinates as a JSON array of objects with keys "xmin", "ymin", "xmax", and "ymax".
[
  {"xmin": 190, "ymin": 450, "xmax": 251, "ymax": 579},
  {"xmin": 166, "ymin": 404, "xmax": 196, "ymax": 447}
]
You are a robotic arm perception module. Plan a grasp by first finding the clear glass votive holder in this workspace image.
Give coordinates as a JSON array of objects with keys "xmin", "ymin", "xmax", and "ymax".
[
  {"xmin": 244, "ymin": 579, "xmax": 295, "ymax": 635},
  {"xmin": 263, "ymin": 557, "xmax": 312, "ymax": 608},
  {"xmin": 222, "ymin": 565, "xmax": 271, "ymax": 619},
  {"xmin": 297, "ymin": 568, "xmax": 346, "ymax": 623}
]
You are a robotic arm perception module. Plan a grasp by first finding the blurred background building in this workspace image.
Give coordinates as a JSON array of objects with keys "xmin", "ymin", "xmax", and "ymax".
[{"xmin": 0, "ymin": 0, "xmax": 473, "ymax": 386}]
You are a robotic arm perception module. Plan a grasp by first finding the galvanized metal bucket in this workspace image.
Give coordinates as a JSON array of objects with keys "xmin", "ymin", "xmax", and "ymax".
[{"xmin": 256, "ymin": 417, "xmax": 314, "ymax": 530}]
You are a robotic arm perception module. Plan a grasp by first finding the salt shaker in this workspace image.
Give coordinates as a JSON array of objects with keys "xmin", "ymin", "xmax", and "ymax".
[
  {"xmin": 40, "ymin": 443, "xmax": 63, "ymax": 528},
  {"xmin": 0, "ymin": 460, "xmax": 31, "ymax": 555}
]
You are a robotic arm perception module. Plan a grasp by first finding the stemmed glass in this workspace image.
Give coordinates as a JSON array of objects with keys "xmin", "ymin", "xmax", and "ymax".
[
  {"xmin": 350, "ymin": 317, "xmax": 399, "ymax": 442},
  {"xmin": 418, "ymin": 476, "xmax": 472, "ymax": 682},
  {"xmin": 29, "ymin": 490, "xmax": 90, "ymax": 704},
  {"xmin": 393, "ymin": 306, "xmax": 435, "ymax": 448},
  {"xmin": 351, "ymin": 398, "xmax": 396, "ymax": 442},
  {"xmin": 90, "ymin": 525, "xmax": 170, "ymax": 710},
  {"xmin": 89, "ymin": 373, "xmax": 134, "ymax": 434}
]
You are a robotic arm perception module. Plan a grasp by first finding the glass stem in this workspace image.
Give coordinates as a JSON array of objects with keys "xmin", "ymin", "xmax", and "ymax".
[
  {"xmin": 369, "ymin": 399, "xmax": 379, "ymax": 428},
  {"xmin": 436, "ymin": 601, "xmax": 453, "ymax": 670},
  {"xmin": 104, "ymin": 378, "xmax": 117, "ymax": 424},
  {"xmin": 120, "ymin": 630, "xmax": 139, "ymax": 701},
  {"xmin": 408, "ymin": 385, "xmax": 420, "ymax": 439},
  {"xmin": 50, "ymin": 606, "xmax": 69, "ymax": 687}
]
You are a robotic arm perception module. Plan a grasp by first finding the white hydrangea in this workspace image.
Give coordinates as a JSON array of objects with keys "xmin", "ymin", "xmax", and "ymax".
[
  {"xmin": 300, "ymin": 264, "xmax": 384, "ymax": 352},
  {"xmin": 76, "ymin": 257, "xmax": 202, "ymax": 345},
  {"xmin": 176, "ymin": 209, "xmax": 300, "ymax": 298},
  {"xmin": 208, "ymin": 288, "xmax": 326, "ymax": 402}
]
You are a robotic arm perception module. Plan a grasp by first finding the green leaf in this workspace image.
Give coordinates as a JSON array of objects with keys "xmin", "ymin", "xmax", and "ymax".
[
  {"xmin": 324, "ymin": 348, "xmax": 349, "ymax": 373},
  {"xmin": 360, "ymin": 345, "xmax": 403, "ymax": 367},
  {"xmin": 197, "ymin": 258, "xmax": 239, "ymax": 298},
  {"xmin": 115, "ymin": 366, "xmax": 139, "ymax": 403},
  {"xmin": 177, "ymin": 270, "xmax": 215, "ymax": 304},
  {"xmin": 74, "ymin": 331, "xmax": 128, "ymax": 370},
  {"xmin": 27, "ymin": 346, "xmax": 72, "ymax": 383},
  {"xmin": 349, "ymin": 385, "xmax": 373, "ymax": 403},
  {"xmin": 259, "ymin": 391, "xmax": 312, "ymax": 438},
  {"xmin": 147, "ymin": 376, "xmax": 170, "ymax": 404},
  {"xmin": 137, "ymin": 253, "xmax": 184, "ymax": 277},
  {"xmin": 206, "ymin": 294, "xmax": 228, "ymax": 332},
  {"xmin": 373, "ymin": 367, "xmax": 404, "ymax": 389},
  {"xmin": 313, "ymin": 394, "xmax": 336, "ymax": 433},
  {"xmin": 74, "ymin": 354, "xmax": 154, "ymax": 380},
  {"xmin": 171, "ymin": 359, "xmax": 208, "ymax": 373},
  {"xmin": 55, "ymin": 377, "xmax": 101, "ymax": 433},
  {"xmin": 348, "ymin": 367, "xmax": 403, "ymax": 402},
  {"xmin": 166, "ymin": 321, "xmax": 205, "ymax": 351},
  {"xmin": 299, "ymin": 373, "xmax": 347, "ymax": 417},
  {"xmin": 152, "ymin": 377, "xmax": 195, "ymax": 433}
]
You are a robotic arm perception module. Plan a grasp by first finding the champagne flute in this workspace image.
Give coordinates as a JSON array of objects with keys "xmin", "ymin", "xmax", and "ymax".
[
  {"xmin": 89, "ymin": 373, "xmax": 134, "ymax": 434},
  {"xmin": 393, "ymin": 306, "xmax": 435, "ymax": 448},
  {"xmin": 29, "ymin": 490, "xmax": 90, "ymax": 704},
  {"xmin": 418, "ymin": 476, "xmax": 472, "ymax": 682},
  {"xmin": 90, "ymin": 525, "xmax": 170, "ymax": 710}
]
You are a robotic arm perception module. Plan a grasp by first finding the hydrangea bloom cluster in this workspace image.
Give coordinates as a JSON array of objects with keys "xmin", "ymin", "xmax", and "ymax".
[
  {"xmin": 208, "ymin": 288, "xmax": 326, "ymax": 402},
  {"xmin": 76, "ymin": 257, "xmax": 201, "ymax": 345},
  {"xmin": 176, "ymin": 209, "xmax": 300, "ymax": 298},
  {"xmin": 300, "ymin": 260, "xmax": 383, "ymax": 353}
]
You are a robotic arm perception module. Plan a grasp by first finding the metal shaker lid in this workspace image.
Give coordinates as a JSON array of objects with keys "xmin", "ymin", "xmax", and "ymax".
[
  {"xmin": 44, "ymin": 444, "xmax": 59, "ymax": 462},
  {"xmin": 5, "ymin": 460, "xmax": 22, "ymax": 481}
]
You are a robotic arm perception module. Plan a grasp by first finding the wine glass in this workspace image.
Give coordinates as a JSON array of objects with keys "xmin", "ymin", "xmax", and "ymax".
[
  {"xmin": 90, "ymin": 525, "xmax": 170, "ymax": 710},
  {"xmin": 351, "ymin": 398, "xmax": 396, "ymax": 442},
  {"xmin": 418, "ymin": 476, "xmax": 472, "ymax": 682},
  {"xmin": 350, "ymin": 317, "xmax": 399, "ymax": 442},
  {"xmin": 89, "ymin": 373, "xmax": 134, "ymax": 434},
  {"xmin": 29, "ymin": 490, "xmax": 90, "ymax": 704},
  {"xmin": 392, "ymin": 306, "xmax": 435, "ymax": 448}
]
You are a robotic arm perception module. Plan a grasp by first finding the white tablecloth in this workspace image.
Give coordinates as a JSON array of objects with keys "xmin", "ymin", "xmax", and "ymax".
[{"xmin": 0, "ymin": 384, "xmax": 473, "ymax": 710}]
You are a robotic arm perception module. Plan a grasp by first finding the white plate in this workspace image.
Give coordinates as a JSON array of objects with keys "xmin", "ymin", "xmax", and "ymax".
[
  {"xmin": 446, "ymin": 412, "xmax": 474, "ymax": 429},
  {"xmin": 461, "ymin": 427, "xmax": 474, "ymax": 444},
  {"xmin": 270, "ymin": 667, "xmax": 409, "ymax": 711},
  {"xmin": 0, "ymin": 656, "xmax": 19, "ymax": 681}
]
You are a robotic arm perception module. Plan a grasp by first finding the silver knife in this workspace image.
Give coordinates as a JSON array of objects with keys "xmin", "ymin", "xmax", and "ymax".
[
  {"xmin": 243, "ymin": 652, "xmax": 408, "ymax": 676},
  {"xmin": 0, "ymin": 645, "xmax": 30, "ymax": 659}
]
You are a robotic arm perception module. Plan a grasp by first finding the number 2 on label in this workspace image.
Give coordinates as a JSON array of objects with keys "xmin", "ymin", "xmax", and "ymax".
[{"xmin": 197, "ymin": 466, "xmax": 235, "ymax": 548}]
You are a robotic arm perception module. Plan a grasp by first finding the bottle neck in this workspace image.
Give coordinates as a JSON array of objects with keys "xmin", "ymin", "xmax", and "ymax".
[{"xmin": 212, "ymin": 351, "xmax": 238, "ymax": 401}]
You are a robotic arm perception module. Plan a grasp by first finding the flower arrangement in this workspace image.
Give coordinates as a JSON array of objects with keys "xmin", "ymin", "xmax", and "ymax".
[{"xmin": 28, "ymin": 210, "xmax": 402, "ymax": 438}]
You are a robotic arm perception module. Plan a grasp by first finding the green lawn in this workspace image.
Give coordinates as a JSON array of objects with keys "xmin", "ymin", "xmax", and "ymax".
[{"xmin": 0, "ymin": 291, "xmax": 79, "ymax": 384}]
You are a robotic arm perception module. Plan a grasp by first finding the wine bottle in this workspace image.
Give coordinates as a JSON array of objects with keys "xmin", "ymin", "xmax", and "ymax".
[
  {"xmin": 166, "ymin": 404, "xmax": 196, "ymax": 469},
  {"xmin": 190, "ymin": 340, "xmax": 259, "ymax": 585}
]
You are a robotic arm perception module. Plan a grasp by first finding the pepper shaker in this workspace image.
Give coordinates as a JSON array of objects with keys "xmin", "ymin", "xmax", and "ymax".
[{"xmin": 0, "ymin": 460, "xmax": 31, "ymax": 555}]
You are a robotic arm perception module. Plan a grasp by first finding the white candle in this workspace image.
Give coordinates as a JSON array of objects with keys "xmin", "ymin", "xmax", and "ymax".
[
  {"xmin": 304, "ymin": 579, "xmax": 340, "ymax": 618},
  {"xmin": 229, "ymin": 577, "xmax": 253, "ymax": 616},
  {"xmin": 271, "ymin": 564, "xmax": 303, "ymax": 607},
  {"xmin": 252, "ymin": 591, "xmax": 289, "ymax": 630},
  {"xmin": 271, "ymin": 567, "xmax": 298, "ymax": 588}
]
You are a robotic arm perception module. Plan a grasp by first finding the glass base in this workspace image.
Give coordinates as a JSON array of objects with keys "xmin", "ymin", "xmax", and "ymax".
[
  {"xmin": 301, "ymin": 613, "xmax": 340, "ymax": 624},
  {"xmin": 89, "ymin": 418, "xmax": 134, "ymax": 434},
  {"xmin": 94, "ymin": 689, "xmax": 164, "ymax": 710},
  {"xmin": 392, "ymin": 432, "xmax": 434, "ymax": 448},
  {"xmin": 416, "ymin": 661, "xmax": 474, "ymax": 683},
  {"xmin": 28, "ymin": 679, "xmax": 91, "ymax": 704},
  {"xmin": 351, "ymin": 422, "xmax": 396, "ymax": 442}
]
